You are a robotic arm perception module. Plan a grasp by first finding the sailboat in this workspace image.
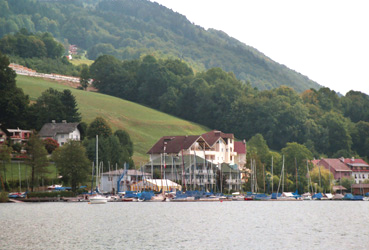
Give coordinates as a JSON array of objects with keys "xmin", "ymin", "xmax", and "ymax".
[
  {"xmin": 89, "ymin": 135, "xmax": 109, "ymax": 204},
  {"xmin": 274, "ymin": 155, "xmax": 300, "ymax": 201}
]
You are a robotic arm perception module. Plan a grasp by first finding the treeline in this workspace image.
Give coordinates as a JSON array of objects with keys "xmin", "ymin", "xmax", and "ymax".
[
  {"xmin": 89, "ymin": 54, "xmax": 369, "ymax": 161},
  {"xmin": 1, "ymin": 0, "xmax": 320, "ymax": 92},
  {"xmin": 0, "ymin": 29, "xmax": 64, "ymax": 58},
  {"xmin": 0, "ymin": 29, "xmax": 81, "ymax": 76}
]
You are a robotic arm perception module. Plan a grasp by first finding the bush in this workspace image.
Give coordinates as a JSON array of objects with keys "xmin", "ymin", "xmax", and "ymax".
[
  {"xmin": 0, "ymin": 192, "xmax": 9, "ymax": 202},
  {"xmin": 43, "ymin": 138, "xmax": 59, "ymax": 154},
  {"xmin": 27, "ymin": 191, "xmax": 75, "ymax": 198},
  {"xmin": 12, "ymin": 143, "xmax": 22, "ymax": 153}
]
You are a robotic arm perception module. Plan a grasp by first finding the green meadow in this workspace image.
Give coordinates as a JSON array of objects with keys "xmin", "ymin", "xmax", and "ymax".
[
  {"xmin": 69, "ymin": 58, "xmax": 94, "ymax": 66},
  {"xmin": 16, "ymin": 75, "xmax": 209, "ymax": 164}
]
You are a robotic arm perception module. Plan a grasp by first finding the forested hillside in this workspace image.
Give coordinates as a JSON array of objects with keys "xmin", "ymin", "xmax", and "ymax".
[
  {"xmin": 88, "ymin": 54, "xmax": 369, "ymax": 161},
  {"xmin": 0, "ymin": 0, "xmax": 321, "ymax": 92}
]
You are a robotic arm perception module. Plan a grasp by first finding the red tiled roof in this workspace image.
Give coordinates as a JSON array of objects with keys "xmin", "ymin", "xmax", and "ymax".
[
  {"xmin": 201, "ymin": 130, "xmax": 234, "ymax": 146},
  {"xmin": 311, "ymin": 159, "xmax": 320, "ymax": 166},
  {"xmin": 234, "ymin": 141, "xmax": 246, "ymax": 154},
  {"xmin": 342, "ymin": 158, "xmax": 369, "ymax": 166},
  {"xmin": 147, "ymin": 135, "xmax": 209, "ymax": 154},
  {"xmin": 318, "ymin": 159, "xmax": 352, "ymax": 172}
]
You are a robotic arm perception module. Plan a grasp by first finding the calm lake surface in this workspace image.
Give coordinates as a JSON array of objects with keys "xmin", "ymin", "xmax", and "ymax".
[{"xmin": 1, "ymin": 201, "xmax": 368, "ymax": 250}]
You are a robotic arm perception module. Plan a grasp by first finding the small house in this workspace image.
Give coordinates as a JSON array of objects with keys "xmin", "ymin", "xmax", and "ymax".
[{"xmin": 39, "ymin": 120, "xmax": 81, "ymax": 146}]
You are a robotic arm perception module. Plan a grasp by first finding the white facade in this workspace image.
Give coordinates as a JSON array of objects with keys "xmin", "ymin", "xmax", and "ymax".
[
  {"xmin": 55, "ymin": 128, "xmax": 80, "ymax": 146},
  {"xmin": 203, "ymin": 138, "xmax": 236, "ymax": 165},
  {"xmin": 352, "ymin": 171, "xmax": 369, "ymax": 184}
]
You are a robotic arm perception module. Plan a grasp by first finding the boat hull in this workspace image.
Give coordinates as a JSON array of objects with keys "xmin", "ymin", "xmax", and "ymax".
[{"xmin": 89, "ymin": 196, "xmax": 108, "ymax": 204}]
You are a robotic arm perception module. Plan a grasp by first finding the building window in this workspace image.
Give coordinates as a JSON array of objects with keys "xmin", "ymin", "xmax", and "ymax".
[{"xmin": 61, "ymin": 134, "xmax": 64, "ymax": 139}]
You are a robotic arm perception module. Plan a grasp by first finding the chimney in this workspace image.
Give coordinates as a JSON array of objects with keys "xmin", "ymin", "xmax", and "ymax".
[
  {"xmin": 52, "ymin": 120, "xmax": 56, "ymax": 124},
  {"xmin": 62, "ymin": 120, "xmax": 67, "ymax": 123},
  {"xmin": 351, "ymin": 157, "xmax": 355, "ymax": 162}
]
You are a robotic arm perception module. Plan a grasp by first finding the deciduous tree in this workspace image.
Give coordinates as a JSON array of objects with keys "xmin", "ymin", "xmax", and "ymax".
[
  {"xmin": 53, "ymin": 140, "xmax": 90, "ymax": 192},
  {"xmin": 26, "ymin": 134, "xmax": 49, "ymax": 192}
]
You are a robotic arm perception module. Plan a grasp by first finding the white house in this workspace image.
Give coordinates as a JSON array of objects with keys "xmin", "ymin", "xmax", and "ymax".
[
  {"xmin": 38, "ymin": 120, "xmax": 81, "ymax": 146},
  {"xmin": 100, "ymin": 169, "xmax": 151, "ymax": 193},
  {"xmin": 146, "ymin": 130, "xmax": 243, "ymax": 191},
  {"xmin": 147, "ymin": 130, "xmax": 237, "ymax": 166}
]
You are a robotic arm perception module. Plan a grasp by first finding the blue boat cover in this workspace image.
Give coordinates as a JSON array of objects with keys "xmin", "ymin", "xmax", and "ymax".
[
  {"xmin": 312, "ymin": 193, "xmax": 323, "ymax": 199},
  {"xmin": 353, "ymin": 195, "xmax": 364, "ymax": 200},
  {"xmin": 271, "ymin": 193, "xmax": 282, "ymax": 199},
  {"xmin": 343, "ymin": 193, "xmax": 354, "ymax": 200}
]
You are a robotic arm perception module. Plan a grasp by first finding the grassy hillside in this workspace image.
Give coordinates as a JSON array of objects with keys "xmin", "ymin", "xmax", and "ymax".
[{"xmin": 16, "ymin": 75, "xmax": 208, "ymax": 163}]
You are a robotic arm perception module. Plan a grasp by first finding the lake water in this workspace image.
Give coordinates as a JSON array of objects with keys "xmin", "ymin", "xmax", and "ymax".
[{"xmin": 1, "ymin": 201, "xmax": 368, "ymax": 250}]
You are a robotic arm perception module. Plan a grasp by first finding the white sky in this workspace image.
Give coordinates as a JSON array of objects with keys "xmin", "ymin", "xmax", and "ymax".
[{"xmin": 152, "ymin": 0, "xmax": 369, "ymax": 95}]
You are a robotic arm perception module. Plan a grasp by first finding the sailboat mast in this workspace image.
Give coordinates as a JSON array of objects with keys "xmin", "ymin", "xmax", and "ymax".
[
  {"xmin": 295, "ymin": 158, "xmax": 298, "ymax": 194},
  {"xmin": 282, "ymin": 155, "xmax": 285, "ymax": 193},
  {"xmin": 271, "ymin": 156, "xmax": 273, "ymax": 194},
  {"xmin": 96, "ymin": 135, "xmax": 98, "ymax": 191}
]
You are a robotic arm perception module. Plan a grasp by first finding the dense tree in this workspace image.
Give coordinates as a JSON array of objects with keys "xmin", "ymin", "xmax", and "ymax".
[
  {"xmin": 86, "ymin": 117, "xmax": 112, "ymax": 139},
  {"xmin": 339, "ymin": 177, "xmax": 355, "ymax": 192},
  {"xmin": 84, "ymin": 135, "xmax": 134, "ymax": 171},
  {"xmin": 318, "ymin": 112, "xmax": 352, "ymax": 156},
  {"xmin": 53, "ymin": 140, "xmax": 90, "ymax": 192},
  {"xmin": 60, "ymin": 89, "xmax": 81, "ymax": 122},
  {"xmin": 0, "ymin": 145, "xmax": 12, "ymax": 185},
  {"xmin": 0, "ymin": 30, "xmax": 64, "ymax": 58},
  {"xmin": 281, "ymin": 142, "xmax": 313, "ymax": 193},
  {"xmin": 351, "ymin": 121, "xmax": 369, "ymax": 158},
  {"xmin": 247, "ymin": 134, "xmax": 270, "ymax": 165},
  {"xmin": 29, "ymin": 88, "xmax": 81, "ymax": 130},
  {"xmin": 79, "ymin": 64, "xmax": 90, "ymax": 90},
  {"xmin": 114, "ymin": 129, "xmax": 134, "ymax": 157},
  {"xmin": 341, "ymin": 90, "xmax": 369, "ymax": 123},
  {"xmin": 310, "ymin": 166, "xmax": 333, "ymax": 193},
  {"xmin": 26, "ymin": 134, "xmax": 49, "ymax": 192},
  {"xmin": 0, "ymin": 52, "xmax": 29, "ymax": 128}
]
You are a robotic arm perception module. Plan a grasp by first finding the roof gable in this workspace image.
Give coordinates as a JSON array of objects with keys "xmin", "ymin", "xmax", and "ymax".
[
  {"xmin": 234, "ymin": 141, "xmax": 246, "ymax": 154},
  {"xmin": 343, "ymin": 158, "xmax": 369, "ymax": 167},
  {"xmin": 147, "ymin": 135, "xmax": 210, "ymax": 154},
  {"xmin": 319, "ymin": 159, "xmax": 352, "ymax": 172},
  {"xmin": 201, "ymin": 130, "xmax": 234, "ymax": 146},
  {"xmin": 39, "ymin": 122, "xmax": 79, "ymax": 137}
]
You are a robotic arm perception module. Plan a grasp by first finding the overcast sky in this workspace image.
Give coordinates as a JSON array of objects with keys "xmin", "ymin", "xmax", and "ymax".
[{"xmin": 152, "ymin": 0, "xmax": 369, "ymax": 95}]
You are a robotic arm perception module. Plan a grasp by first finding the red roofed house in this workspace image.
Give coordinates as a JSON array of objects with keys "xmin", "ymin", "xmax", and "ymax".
[
  {"xmin": 234, "ymin": 140, "xmax": 246, "ymax": 169},
  {"xmin": 147, "ymin": 135, "xmax": 210, "ymax": 159},
  {"xmin": 201, "ymin": 130, "xmax": 236, "ymax": 165},
  {"xmin": 317, "ymin": 159, "xmax": 352, "ymax": 181},
  {"xmin": 147, "ymin": 130, "xmax": 237, "ymax": 166},
  {"xmin": 146, "ymin": 130, "xmax": 243, "ymax": 191},
  {"xmin": 341, "ymin": 157, "xmax": 369, "ymax": 184}
]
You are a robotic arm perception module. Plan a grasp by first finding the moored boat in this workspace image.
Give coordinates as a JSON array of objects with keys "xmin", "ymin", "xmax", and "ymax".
[{"xmin": 89, "ymin": 195, "xmax": 109, "ymax": 204}]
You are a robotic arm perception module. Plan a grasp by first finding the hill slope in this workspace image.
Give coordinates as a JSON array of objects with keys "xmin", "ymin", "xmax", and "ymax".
[
  {"xmin": 16, "ymin": 75, "xmax": 208, "ymax": 163},
  {"xmin": 2, "ymin": 0, "xmax": 321, "ymax": 92}
]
